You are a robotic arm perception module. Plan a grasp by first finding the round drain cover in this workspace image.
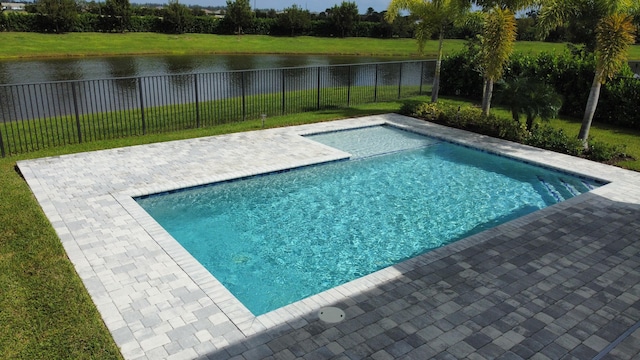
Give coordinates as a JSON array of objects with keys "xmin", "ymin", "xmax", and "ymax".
[{"xmin": 318, "ymin": 307, "xmax": 345, "ymax": 323}]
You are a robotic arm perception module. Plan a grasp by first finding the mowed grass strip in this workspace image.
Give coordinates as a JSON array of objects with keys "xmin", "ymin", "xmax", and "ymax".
[
  {"xmin": 0, "ymin": 158, "xmax": 124, "ymax": 359},
  {"xmin": 0, "ymin": 33, "xmax": 587, "ymax": 60}
]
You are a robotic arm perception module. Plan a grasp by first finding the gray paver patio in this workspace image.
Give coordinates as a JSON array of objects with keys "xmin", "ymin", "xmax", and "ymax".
[{"xmin": 18, "ymin": 114, "xmax": 640, "ymax": 359}]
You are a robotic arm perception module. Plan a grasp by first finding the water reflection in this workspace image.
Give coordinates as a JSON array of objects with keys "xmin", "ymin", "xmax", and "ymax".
[
  {"xmin": 0, "ymin": 62, "xmax": 8, "ymax": 85},
  {"xmin": 46, "ymin": 59, "xmax": 84, "ymax": 82},
  {"xmin": 273, "ymin": 55, "xmax": 311, "ymax": 69},
  {"xmin": 164, "ymin": 55, "xmax": 198, "ymax": 74},
  {"xmin": 105, "ymin": 57, "xmax": 138, "ymax": 79},
  {"xmin": 0, "ymin": 54, "xmax": 413, "ymax": 85}
]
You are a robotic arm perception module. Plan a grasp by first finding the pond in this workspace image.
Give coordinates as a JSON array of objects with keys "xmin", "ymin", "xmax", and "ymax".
[{"xmin": 0, "ymin": 54, "xmax": 415, "ymax": 85}]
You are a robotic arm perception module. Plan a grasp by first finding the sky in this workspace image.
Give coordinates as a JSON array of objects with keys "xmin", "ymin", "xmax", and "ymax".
[{"xmin": 131, "ymin": 0, "xmax": 393, "ymax": 14}]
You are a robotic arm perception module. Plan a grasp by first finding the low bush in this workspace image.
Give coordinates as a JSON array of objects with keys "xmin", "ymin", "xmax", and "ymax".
[
  {"xmin": 585, "ymin": 140, "xmax": 629, "ymax": 163},
  {"xmin": 402, "ymin": 101, "xmax": 526, "ymax": 142},
  {"xmin": 525, "ymin": 124, "xmax": 583, "ymax": 156},
  {"xmin": 403, "ymin": 100, "xmax": 629, "ymax": 164}
]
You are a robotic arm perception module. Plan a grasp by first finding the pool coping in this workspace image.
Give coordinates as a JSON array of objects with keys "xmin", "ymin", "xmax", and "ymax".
[{"xmin": 17, "ymin": 114, "xmax": 640, "ymax": 359}]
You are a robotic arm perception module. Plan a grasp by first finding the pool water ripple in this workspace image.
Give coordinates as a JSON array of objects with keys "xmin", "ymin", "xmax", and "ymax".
[{"xmin": 136, "ymin": 126, "xmax": 598, "ymax": 315}]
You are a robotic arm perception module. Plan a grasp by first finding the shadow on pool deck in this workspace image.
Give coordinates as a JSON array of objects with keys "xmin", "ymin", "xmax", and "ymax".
[{"xmin": 199, "ymin": 192, "xmax": 640, "ymax": 359}]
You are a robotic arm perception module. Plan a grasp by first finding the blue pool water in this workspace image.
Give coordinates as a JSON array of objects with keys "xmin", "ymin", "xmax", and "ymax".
[{"xmin": 136, "ymin": 126, "xmax": 601, "ymax": 316}]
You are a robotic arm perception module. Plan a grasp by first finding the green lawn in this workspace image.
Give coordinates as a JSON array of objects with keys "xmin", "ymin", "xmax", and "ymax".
[{"xmin": 0, "ymin": 32, "xmax": 589, "ymax": 60}]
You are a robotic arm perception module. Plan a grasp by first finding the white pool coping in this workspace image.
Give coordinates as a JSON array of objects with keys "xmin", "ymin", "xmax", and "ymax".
[{"xmin": 17, "ymin": 114, "xmax": 640, "ymax": 359}]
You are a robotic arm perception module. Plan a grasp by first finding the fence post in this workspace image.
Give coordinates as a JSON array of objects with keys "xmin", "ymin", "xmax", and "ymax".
[
  {"xmin": 194, "ymin": 74, "xmax": 200, "ymax": 128},
  {"xmin": 138, "ymin": 78, "xmax": 146, "ymax": 135},
  {"xmin": 241, "ymin": 71, "xmax": 246, "ymax": 121},
  {"xmin": 282, "ymin": 69, "xmax": 286, "ymax": 115},
  {"xmin": 398, "ymin": 63, "xmax": 403, "ymax": 99},
  {"xmin": 0, "ymin": 126, "xmax": 5, "ymax": 158},
  {"xmin": 374, "ymin": 64, "xmax": 379, "ymax": 102},
  {"xmin": 316, "ymin": 67, "xmax": 321, "ymax": 110},
  {"xmin": 71, "ymin": 83, "xmax": 82, "ymax": 143},
  {"xmin": 419, "ymin": 61, "xmax": 425, "ymax": 95},
  {"xmin": 347, "ymin": 65, "xmax": 352, "ymax": 107}
]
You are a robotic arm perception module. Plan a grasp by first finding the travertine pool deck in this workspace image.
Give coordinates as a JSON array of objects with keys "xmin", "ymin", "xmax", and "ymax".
[{"xmin": 18, "ymin": 114, "xmax": 640, "ymax": 359}]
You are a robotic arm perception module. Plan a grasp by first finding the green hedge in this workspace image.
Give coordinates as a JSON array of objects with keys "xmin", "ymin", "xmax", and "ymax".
[
  {"xmin": 0, "ymin": 13, "xmax": 399, "ymax": 38},
  {"xmin": 440, "ymin": 47, "xmax": 640, "ymax": 130},
  {"xmin": 401, "ymin": 101, "xmax": 627, "ymax": 163}
]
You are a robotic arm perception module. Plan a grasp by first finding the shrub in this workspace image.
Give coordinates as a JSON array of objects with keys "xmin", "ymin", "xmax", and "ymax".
[
  {"xmin": 525, "ymin": 125, "xmax": 583, "ymax": 156},
  {"xmin": 404, "ymin": 101, "xmax": 527, "ymax": 143},
  {"xmin": 128, "ymin": 16, "xmax": 160, "ymax": 32},
  {"xmin": 190, "ymin": 16, "xmax": 220, "ymax": 34},
  {"xmin": 1, "ymin": 12, "xmax": 38, "ymax": 32},
  {"xmin": 439, "ymin": 48, "xmax": 483, "ymax": 99},
  {"xmin": 596, "ymin": 75, "xmax": 640, "ymax": 128},
  {"xmin": 73, "ymin": 13, "xmax": 100, "ymax": 32},
  {"xmin": 585, "ymin": 140, "xmax": 628, "ymax": 162},
  {"xmin": 406, "ymin": 100, "xmax": 630, "ymax": 163},
  {"xmin": 401, "ymin": 101, "xmax": 441, "ymax": 120}
]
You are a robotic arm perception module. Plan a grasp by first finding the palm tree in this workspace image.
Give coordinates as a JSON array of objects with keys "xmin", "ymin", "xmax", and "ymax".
[
  {"xmin": 474, "ymin": 0, "xmax": 535, "ymax": 116},
  {"xmin": 579, "ymin": 14, "xmax": 635, "ymax": 145},
  {"xmin": 478, "ymin": 6, "xmax": 517, "ymax": 116},
  {"xmin": 495, "ymin": 77, "xmax": 562, "ymax": 131},
  {"xmin": 538, "ymin": 0, "xmax": 637, "ymax": 148},
  {"xmin": 385, "ymin": 0, "xmax": 471, "ymax": 103}
]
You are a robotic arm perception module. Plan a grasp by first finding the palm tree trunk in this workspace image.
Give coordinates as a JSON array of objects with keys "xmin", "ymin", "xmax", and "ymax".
[
  {"xmin": 579, "ymin": 73, "xmax": 603, "ymax": 148},
  {"xmin": 431, "ymin": 31, "xmax": 445, "ymax": 103},
  {"xmin": 526, "ymin": 114, "xmax": 535, "ymax": 131},
  {"xmin": 482, "ymin": 78, "xmax": 494, "ymax": 116},
  {"xmin": 511, "ymin": 109, "xmax": 519, "ymax": 123}
]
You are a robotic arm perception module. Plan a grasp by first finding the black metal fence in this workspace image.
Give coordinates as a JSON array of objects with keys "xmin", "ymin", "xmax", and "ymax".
[{"xmin": 0, "ymin": 60, "xmax": 435, "ymax": 157}]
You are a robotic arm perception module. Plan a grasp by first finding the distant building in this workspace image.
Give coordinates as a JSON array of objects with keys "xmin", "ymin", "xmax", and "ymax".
[
  {"xmin": 2, "ymin": 2, "xmax": 26, "ymax": 12},
  {"xmin": 210, "ymin": 9, "xmax": 225, "ymax": 19}
]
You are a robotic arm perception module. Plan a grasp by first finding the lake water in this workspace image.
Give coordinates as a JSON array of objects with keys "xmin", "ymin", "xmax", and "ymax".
[
  {"xmin": 0, "ymin": 54, "xmax": 414, "ymax": 85},
  {"xmin": 0, "ymin": 55, "xmax": 434, "ymax": 123},
  {"xmin": 1, "ymin": 55, "xmax": 637, "ymax": 85}
]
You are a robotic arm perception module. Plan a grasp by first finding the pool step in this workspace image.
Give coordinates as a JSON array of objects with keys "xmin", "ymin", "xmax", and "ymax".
[
  {"xmin": 538, "ymin": 176, "xmax": 565, "ymax": 202},
  {"xmin": 537, "ymin": 176, "xmax": 592, "ymax": 202}
]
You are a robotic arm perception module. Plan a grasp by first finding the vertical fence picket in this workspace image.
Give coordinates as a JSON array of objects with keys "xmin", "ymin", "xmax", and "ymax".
[
  {"xmin": 398, "ymin": 63, "xmax": 403, "ymax": 99},
  {"xmin": 316, "ymin": 67, "xmax": 321, "ymax": 110},
  {"xmin": 347, "ymin": 65, "xmax": 352, "ymax": 108},
  {"xmin": 281, "ymin": 69, "xmax": 286, "ymax": 115},
  {"xmin": 374, "ymin": 64, "xmax": 379, "ymax": 102},
  {"xmin": 72, "ymin": 83, "xmax": 83, "ymax": 144},
  {"xmin": 0, "ymin": 126, "xmax": 5, "ymax": 158},
  {"xmin": 419, "ymin": 62, "xmax": 424, "ymax": 95},
  {"xmin": 241, "ymin": 71, "xmax": 246, "ymax": 121},
  {"xmin": 194, "ymin": 75, "xmax": 200, "ymax": 128},
  {"xmin": 138, "ymin": 78, "xmax": 146, "ymax": 135}
]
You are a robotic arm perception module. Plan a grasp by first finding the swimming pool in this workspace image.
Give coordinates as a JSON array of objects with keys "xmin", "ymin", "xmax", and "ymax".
[{"xmin": 136, "ymin": 125, "xmax": 601, "ymax": 316}]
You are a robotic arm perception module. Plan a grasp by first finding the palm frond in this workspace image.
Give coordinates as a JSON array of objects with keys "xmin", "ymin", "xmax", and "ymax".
[
  {"xmin": 481, "ymin": 7, "xmax": 517, "ymax": 81},
  {"xmin": 595, "ymin": 13, "xmax": 636, "ymax": 82}
]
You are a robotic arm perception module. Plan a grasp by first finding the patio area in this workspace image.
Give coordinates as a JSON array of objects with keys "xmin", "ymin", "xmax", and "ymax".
[{"xmin": 18, "ymin": 114, "xmax": 640, "ymax": 359}]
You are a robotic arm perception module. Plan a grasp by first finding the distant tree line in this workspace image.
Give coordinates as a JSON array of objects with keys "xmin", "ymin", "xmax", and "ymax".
[
  {"xmin": 0, "ymin": 0, "xmax": 555, "ymax": 41},
  {"xmin": 0, "ymin": 0, "xmax": 419, "ymax": 37}
]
